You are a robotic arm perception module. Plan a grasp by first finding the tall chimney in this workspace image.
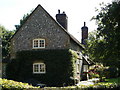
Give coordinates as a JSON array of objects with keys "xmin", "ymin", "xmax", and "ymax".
[
  {"xmin": 81, "ymin": 22, "xmax": 88, "ymax": 45},
  {"xmin": 56, "ymin": 10, "xmax": 68, "ymax": 30}
]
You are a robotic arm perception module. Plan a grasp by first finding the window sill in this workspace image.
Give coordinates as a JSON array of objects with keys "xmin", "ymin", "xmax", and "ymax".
[
  {"xmin": 32, "ymin": 47, "xmax": 45, "ymax": 49},
  {"xmin": 33, "ymin": 72, "xmax": 46, "ymax": 74}
]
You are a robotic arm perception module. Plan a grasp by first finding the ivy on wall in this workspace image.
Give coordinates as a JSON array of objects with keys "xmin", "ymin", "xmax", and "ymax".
[{"xmin": 6, "ymin": 49, "xmax": 79, "ymax": 86}]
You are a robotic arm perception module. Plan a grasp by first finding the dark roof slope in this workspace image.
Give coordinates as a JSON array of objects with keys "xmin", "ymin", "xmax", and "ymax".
[{"xmin": 83, "ymin": 56, "xmax": 95, "ymax": 65}]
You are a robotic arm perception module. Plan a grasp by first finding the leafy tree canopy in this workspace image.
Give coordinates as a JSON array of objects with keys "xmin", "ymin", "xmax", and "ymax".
[
  {"xmin": 15, "ymin": 10, "xmax": 33, "ymax": 30},
  {"xmin": 85, "ymin": 1, "xmax": 120, "ymax": 72},
  {"xmin": 0, "ymin": 25, "xmax": 15, "ymax": 59}
]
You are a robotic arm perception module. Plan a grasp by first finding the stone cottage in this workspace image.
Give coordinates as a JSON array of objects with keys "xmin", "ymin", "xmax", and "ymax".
[{"xmin": 9, "ymin": 4, "xmax": 92, "ymax": 86}]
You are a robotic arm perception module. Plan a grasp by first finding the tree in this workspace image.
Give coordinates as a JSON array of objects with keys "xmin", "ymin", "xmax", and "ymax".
[
  {"xmin": 86, "ymin": 1, "xmax": 120, "ymax": 75},
  {"xmin": 85, "ymin": 31, "xmax": 103, "ymax": 62},
  {"xmin": 0, "ymin": 25, "xmax": 15, "ymax": 59},
  {"xmin": 15, "ymin": 10, "xmax": 33, "ymax": 30}
]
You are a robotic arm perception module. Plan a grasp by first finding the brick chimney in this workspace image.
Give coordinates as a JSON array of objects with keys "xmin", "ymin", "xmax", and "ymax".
[
  {"xmin": 56, "ymin": 10, "xmax": 68, "ymax": 30},
  {"xmin": 81, "ymin": 22, "xmax": 88, "ymax": 44}
]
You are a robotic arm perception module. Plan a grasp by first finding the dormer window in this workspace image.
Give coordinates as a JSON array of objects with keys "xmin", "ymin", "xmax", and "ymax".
[{"xmin": 33, "ymin": 39, "xmax": 45, "ymax": 49}]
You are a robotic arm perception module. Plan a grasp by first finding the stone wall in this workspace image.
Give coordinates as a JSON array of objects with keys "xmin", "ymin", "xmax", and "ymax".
[{"xmin": 10, "ymin": 5, "xmax": 70, "ymax": 59}]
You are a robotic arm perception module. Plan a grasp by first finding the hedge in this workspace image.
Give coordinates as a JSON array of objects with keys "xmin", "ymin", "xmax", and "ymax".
[
  {"xmin": 6, "ymin": 49, "xmax": 79, "ymax": 86},
  {"xmin": 1, "ymin": 78, "xmax": 119, "ymax": 90},
  {"xmin": 0, "ymin": 78, "xmax": 39, "ymax": 90},
  {"xmin": 44, "ymin": 83, "xmax": 120, "ymax": 90}
]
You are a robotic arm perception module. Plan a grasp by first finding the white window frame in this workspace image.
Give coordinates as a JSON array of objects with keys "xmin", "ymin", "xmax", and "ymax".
[
  {"xmin": 33, "ymin": 39, "xmax": 45, "ymax": 49},
  {"xmin": 33, "ymin": 63, "xmax": 46, "ymax": 74},
  {"xmin": 83, "ymin": 65, "xmax": 88, "ymax": 72}
]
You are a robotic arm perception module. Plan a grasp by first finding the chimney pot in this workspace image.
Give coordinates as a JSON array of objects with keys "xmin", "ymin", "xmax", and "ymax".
[
  {"xmin": 58, "ymin": 9, "xmax": 60, "ymax": 14},
  {"xmin": 63, "ymin": 11, "xmax": 65, "ymax": 14},
  {"xmin": 84, "ymin": 22, "xmax": 86, "ymax": 26}
]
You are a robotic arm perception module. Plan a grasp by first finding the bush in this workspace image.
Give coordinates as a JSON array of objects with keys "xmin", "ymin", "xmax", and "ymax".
[
  {"xmin": 43, "ymin": 83, "xmax": 120, "ymax": 90},
  {"xmin": 1, "ymin": 78, "xmax": 119, "ymax": 90},
  {"xmin": 104, "ymin": 67, "xmax": 119, "ymax": 79},
  {"xmin": 0, "ymin": 78, "xmax": 39, "ymax": 89},
  {"xmin": 88, "ymin": 63, "xmax": 108, "ymax": 81}
]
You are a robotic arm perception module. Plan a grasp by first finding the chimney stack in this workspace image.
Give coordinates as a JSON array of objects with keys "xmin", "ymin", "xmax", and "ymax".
[
  {"xmin": 56, "ymin": 10, "xmax": 68, "ymax": 30},
  {"xmin": 81, "ymin": 22, "xmax": 88, "ymax": 45}
]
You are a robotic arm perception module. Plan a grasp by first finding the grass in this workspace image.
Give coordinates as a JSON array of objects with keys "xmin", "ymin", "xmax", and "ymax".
[
  {"xmin": 106, "ymin": 77, "xmax": 120, "ymax": 83},
  {"xmin": 99, "ymin": 77, "xmax": 120, "ymax": 84}
]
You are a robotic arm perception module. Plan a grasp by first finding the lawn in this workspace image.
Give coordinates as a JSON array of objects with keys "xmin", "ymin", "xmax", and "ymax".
[
  {"xmin": 99, "ymin": 77, "xmax": 120, "ymax": 84},
  {"xmin": 89, "ymin": 77, "xmax": 120, "ymax": 89}
]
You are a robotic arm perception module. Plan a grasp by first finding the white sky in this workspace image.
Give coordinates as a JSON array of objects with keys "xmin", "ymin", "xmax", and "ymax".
[{"xmin": 0, "ymin": 0, "xmax": 112, "ymax": 41}]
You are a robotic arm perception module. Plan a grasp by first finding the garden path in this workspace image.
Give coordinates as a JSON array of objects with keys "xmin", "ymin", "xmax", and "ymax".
[{"xmin": 77, "ymin": 78, "xmax": 100, "ymax": 86}]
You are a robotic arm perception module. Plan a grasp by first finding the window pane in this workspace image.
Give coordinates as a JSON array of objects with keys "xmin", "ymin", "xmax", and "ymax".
[
  {"xmin": 34, "ymin": 40, "xmax": 38, "ymax": 47},
  {"xmin": 39, "ymin": 40, "xmax": 45, "ymax": 47},
  {"xmin": 39, "ymin": 64, "xmax": 45, "ymax": 72},
  {"xmin": 34, "ymin": 64, "xmax": 39, "ymax": 72}
]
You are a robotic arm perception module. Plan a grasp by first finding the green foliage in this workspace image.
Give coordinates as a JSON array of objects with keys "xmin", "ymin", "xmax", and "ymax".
[
  {"xmin": 15, "ymin": 10, "xmax": 33, "ymax": 30},
  {"xmin": 94, "ymin": 2, "xmax": 120, "ymax": 68},
  {"xmin": 43, "ymin": 82, "xmax": 120, "ymax": 90},
  {"xmin": 2, "ymin": 77, "xmax": 119, "ymax": 90},
  {"xmin": 43, "ymin": 77, "xmax": 120, "ymax": 89},
  {"xmin": 89, "ymin": 83, "xmax": 119, "ymax": 89},
  {"xmin": 86, "ymin": 1, "xmax": 120, "ymax": 76},
  {"xmin": 0, "ymin": 25, "xmax": 15, "ymax": 59},
  {"xmin": 88, "ymin": 72, "xmax": 99, "ymax": 79},
  {"xmin": 85, "ymin": 31, "xmax": 102, "ymax": 62},
  {"xmin": 104, "ymin": 77, "xmax": 120, "ymax": 84},
  {"xmin": 104, "ymin": 67, "xmax": 119, "ymax": 78},
  {"xmin": 88, "ymin": 63, "xmax": 108, "ymax": 80},
  {"xmin": 16, "ymin": 14, "xmax": 30, "ymax": 30},
  {"xmin": 6, "ymin": 49, "xmax": 78, "ymax": 86},
  {"xmin": 0, "ymin": 78, "xmax": 39, "ymax": 89}
]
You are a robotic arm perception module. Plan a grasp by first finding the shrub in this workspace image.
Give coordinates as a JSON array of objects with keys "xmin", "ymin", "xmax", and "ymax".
[
  {"xmin": 88, "ymin": 72, "xmax": 99, "ymax": 78},
  {"xmin": 88, "ymin": 63, "xmax": 108, "ymax": 81},
  {"xmin": 1, "ymin": 78, "xmax": 119, "ymax": 90},
  {"xmin": 43, "ymin": 83, "xmax": 120, "ymax": 90},
  {"xmin": 104, "ymin": 67, "xmax": 119, "ymax": 79},
  {"xmin": 0, "ymin": 78, "xmax": 39, "ymax": 89}
]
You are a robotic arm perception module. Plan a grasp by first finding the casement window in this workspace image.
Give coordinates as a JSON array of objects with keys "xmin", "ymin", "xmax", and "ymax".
[
  {"xmin": 33, "ymin": 63, "xmax": 46, "ymax": 74},
  {"xmin": 83, "ymin": 65, "xmax": 88, "ymax": 72},
  {"xmin": 33, "ymin": 39, "xmax": 45, "ymax": 48}
]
